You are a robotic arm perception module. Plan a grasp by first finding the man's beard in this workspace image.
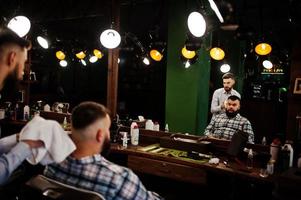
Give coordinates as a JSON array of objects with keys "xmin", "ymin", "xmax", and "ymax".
[
  {"xmin": 1, "ymin": 68, "xmax": 20, "ymax": 100},
  {"xmin": 226, "ymin": 110, "xmax": 239, "ymax": 118},
  {"xmin": 101, "ymin": 136, "xmax": 111, "ymax": 157}
]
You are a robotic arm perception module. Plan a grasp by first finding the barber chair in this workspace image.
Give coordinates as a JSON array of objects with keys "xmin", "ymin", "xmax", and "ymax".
[{"xmin": 20, "ymin": 174, "xmax": 105, "ymax": 200}]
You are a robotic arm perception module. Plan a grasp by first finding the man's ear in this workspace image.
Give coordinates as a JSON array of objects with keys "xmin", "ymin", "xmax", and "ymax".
[
  {"xmin": 96, "ymin": 129, "xmax": 103, "ymax": 142},
  {"xmin": 7, "ymin": 51, "xmax": 17, "ymax": 67}
]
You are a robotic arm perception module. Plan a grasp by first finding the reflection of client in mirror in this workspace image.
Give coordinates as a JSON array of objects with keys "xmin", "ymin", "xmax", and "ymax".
[{"xmin": 204, "ymin": 95, "xmax": 254, "ymax": 143}]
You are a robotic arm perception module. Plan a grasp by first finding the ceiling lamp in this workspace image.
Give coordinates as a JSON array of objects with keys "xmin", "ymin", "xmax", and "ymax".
[
  {"xmin": 262, "ymin": 60, "xmax": 273, "ymax": 69},
  {"xmin": 7, "ymin": 16, "xmax": 31, "ymax": 37},
  {"xmin": 187, "ymin": 12, "xmax": 206, "ymax": 37},
  {"xmin": 142, "ymin": 57, "xmax": 150, "ymax": 65},
  {"xmin": 89, "ymin": 56, "xmax": 98, "ymax": 63},
  {"xmin": 100, "ymin": 29, "xmax": 121, "ymax": 49},
  {"xmin": 93, "ymin": 49, "xmax": 103, "ymax": 59},
  {"xmin": 255, "ymin": 43, "xmax": 272, "ymax": 56},
  {"xmin": 59, "ymin": 60, "xmax": 67, "ymax": 67},
  {"xmin": 208, "ymin": 0, "xmax": 224, "ymax": 23},
  {"xmin": 75, "ymin": 51, "xmax": 86, "ymax": 59},
  {"xmin": 220, "ymin": 63, "xmax": 231, "ymax": 73},
  {"xmin": 56, "ymin": 51, "xmax": 66, "ymax": 60},
  {"xmin": 185, "ymin": 60, "xmax": 191, "ymax": 68},
  {"xmin": 181, "ymin": 46, "xmax": 196, "ymax": 59},
  {"xmin": 210, "ymin": 47, "xmax": 225, "ymax": 60},
  {"xmin": 37, "ymin": 36, "xmax": 49, "ymax": 49},
  {"xmin": 150, "ymin": 49, "xmax": 163, "ymax": 61}
]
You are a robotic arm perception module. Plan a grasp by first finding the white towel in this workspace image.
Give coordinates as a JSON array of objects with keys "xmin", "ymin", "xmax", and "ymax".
[{"xmin": 19, "ymin": 116, "xmax": 76, "ymax": 165}]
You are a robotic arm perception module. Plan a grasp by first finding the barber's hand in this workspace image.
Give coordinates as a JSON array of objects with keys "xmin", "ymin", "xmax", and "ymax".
[
  {"xmin": 22, "ymin": 140, "xmax": 44, "ymax": 149},
  {"xmin": 222, "ymin": 100, "xmax": 228, "ymax": 110}
]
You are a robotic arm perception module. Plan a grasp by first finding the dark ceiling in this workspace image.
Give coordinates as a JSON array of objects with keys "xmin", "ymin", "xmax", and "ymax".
[{"xmin": 0, "ymin": 0, "xmax": 300, "ymax": 55}]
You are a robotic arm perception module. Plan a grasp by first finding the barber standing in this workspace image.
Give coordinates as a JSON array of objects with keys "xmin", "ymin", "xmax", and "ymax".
[
  {"xmin": 210, "ymin": 72, "xmax": 241, "ymax": 116},
  {"xmin": 0, "ymin": 27, "xmax": 44, "ymax": 185}
]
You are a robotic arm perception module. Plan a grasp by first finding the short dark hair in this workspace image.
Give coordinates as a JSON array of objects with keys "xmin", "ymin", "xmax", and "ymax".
[
  {"xmin": 71, "ymin": 101, "xmax": 110, "ymax": 130},
  {"xmin": 222, "ymin": 72, "xmax": 235, "ymax": 80},
  {"xmin": 228, "ymin": 95, "xmax": 241, "ymax": 102},
  {"xmin": 0, "ymin": 27, "xmax": 31, "ymax": 48}
]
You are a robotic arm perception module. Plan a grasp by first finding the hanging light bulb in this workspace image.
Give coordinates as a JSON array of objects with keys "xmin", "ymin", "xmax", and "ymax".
[
  {"xmin": 100, "ymin": 29, "xmax": 121, "ymax": 49},
  {"xmin": 89, "ymin": 56, "xmax": 98, "ymax": 63},
  {"xmin": 255, "ymin": 43, "xmax": 272, "ymax": 56},
  {"xmin": 76, "ymin": 51, "xmax": 86, "ymax": 59},
  {"xmin": 59, "ymin": 60, "xmax": 67, "ymax": 67},
  {"xmin": 56, "ymin": 51, "xmax": 66, "ymax": 60},
  {"xmin": 150, "ymin": 49, "xmax": 163, "ymax": 61},
  {"xmin": 210, "ymin": 47, "xmax": 225, "ymax": 60},
  {"xmin": 143, "ymin": 57, "xmax": 150, "ymax": 65},
  {"xmin": 220, "ymin": 63, "xmax": 231, "ymax": 73},
  {"xmin": 7, "ymin": 16, "xmax": 31, "ymax": 37},
  {"xmin": 181, "ymin": 46, "xmax": 196, "ymax": 59},
  {"xmin": 187, "ymin": 12, "xmax": 206, "ymax": 37},
  {"xmin": 185, "ymin": 60, "xmax": 191, "ymax": 68},
  {"xmin": 80, "ymin": 59, "xmax": 87, "ymax": 66},
  {"xmin": 37, "ymin": 36, "xmax": 49, "ymax": 49},
  {"xmin": 93, "ymin": 49, "xmax": 103, "ymax": 59},
  {"xmin": 262, "ymin": 60, "xmax": 273, "ymax": 69}
]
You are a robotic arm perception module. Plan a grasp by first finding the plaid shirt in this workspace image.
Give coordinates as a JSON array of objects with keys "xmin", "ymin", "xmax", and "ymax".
[
  {"xmin": 44, "ymin": 154, "xmax": 163, "ymax": 200},
  {"xmin": 204, "ymin": 113, "xmax": 254, "ymax": 143}
]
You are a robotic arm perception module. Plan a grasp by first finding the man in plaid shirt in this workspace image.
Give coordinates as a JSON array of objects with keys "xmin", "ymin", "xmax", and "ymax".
[
  {"xmin": 44, "ymin": 101, "xmax": 163, "ymax": 200},
  {"xmin": 205, "ymin": 95, "xmax": 254, "ymax": 143}
]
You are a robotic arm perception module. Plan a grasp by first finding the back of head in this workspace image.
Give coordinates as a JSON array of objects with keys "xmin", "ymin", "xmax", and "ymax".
[
  {"xmin": 227, "ymin": 95, "xmax": 241, "ymax": 102},
  {"xmin": 222, "ymin": 72, "xmax": 235, "ymax": 80},
  {"xmin": 71, "ymin": 101, "xmax": 109, "ymax": 131},
  {"xmin": 0, "ymin": 27, "xmax": 31, "ymax": 50}
]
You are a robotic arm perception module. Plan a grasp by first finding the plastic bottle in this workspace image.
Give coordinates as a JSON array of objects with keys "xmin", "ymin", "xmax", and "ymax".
[
  {"xmin": 131, "ymin": 125, "xmax": 139, "ymax": 145},
  {"xmin": 23, "ymin": 105, "xmax": 30, "ymax": 120},
  {"xmin": 262, "ymin": 136, "xmax": 267, "ymax": 145},
  {"xmin": 145, "ymin": 119, "xmax": 154, "ymax": 130},
  {"xmin": 130, "ymin": 122, "xmax": 138, "ymax": 138},
  {"xmin": 63, "ymin": 117, "xmax": 68, "ymax": 129},
  {"xmin": 165, "ymin": 123, "xmax": 169, "ymax": 132},
  {"xmin": 122, "ymin": 132, "xmax": 128, "ymax": 148},
  {"xmin": 153, "ymin": 121, "xmax": 160, "ymax": 131},
  {"xmin": 247, "ymin": 149, "xmax": 253, "ymax": 169}
]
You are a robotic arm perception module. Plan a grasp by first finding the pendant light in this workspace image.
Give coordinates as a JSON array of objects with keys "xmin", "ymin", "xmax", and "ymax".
[{"xmin": 7, "ymin": 16, "xmax": 31, "ymax": 37}]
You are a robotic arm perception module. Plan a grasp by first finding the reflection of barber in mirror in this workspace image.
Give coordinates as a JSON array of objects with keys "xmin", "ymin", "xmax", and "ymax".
[
  {"xmin": 210, "ymin": 73, "xmax": 241, "ymax": 116},
  {"xmin": 204, "ymin": 95, "xmax": 254, "ymax": 143}
]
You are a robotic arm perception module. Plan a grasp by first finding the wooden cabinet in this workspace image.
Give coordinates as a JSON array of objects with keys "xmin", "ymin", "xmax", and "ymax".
[{"xmin": 128, "ymin": 155, "xmax": 206, "ymax": 184}]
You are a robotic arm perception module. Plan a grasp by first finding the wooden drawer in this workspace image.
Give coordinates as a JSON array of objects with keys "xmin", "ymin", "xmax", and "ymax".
[{"xmin": 128, "ymin": 155, "xmax": 206, "ymax": 184}]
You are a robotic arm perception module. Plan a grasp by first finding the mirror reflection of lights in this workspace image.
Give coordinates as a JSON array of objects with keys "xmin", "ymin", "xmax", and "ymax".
[
  {"xmin": 182, "ymin": 46, "xmax": 196, "ymax": 59},
  {"xmin": 100, "ymin": 29, "xmax": 121, "ymax": 49},
  {"xmin": 210, "ymin": 47, "xmax": 225, "ymax": 60},
  {"xmin": 76, "ymin": 51, "xmax": 86, "ymax": 59},
  {"xmin": 263, "ymin": 60, "xmax": 273, "ymax": 69},
  {"xmin": 187, "ymin": 12, "xmax": 206, "ymax": 37},
  {"xmin": 185, "ymin": 60, "xmax": 191, "ymax": 68},
  {"xmin": 93, "ymin": 49, "xmax": 103, "ymax": 58},
  {"xmin": 56, "ymin": 51, "xmax": 66, "ymax": 60},
  {"xmin": 89, "ymin": 56, "xmax": 98, "ymax": 63},
  {"xmin": 220, "ymin": 63, "xmax": 231, "ymax": 73},
  {"xmin": 37, "ymin": 36, "xmax": 49, "ymax": 49},
  {"xmin": 7, "ymin": 16, "xmax": 31, "ymax": 37},
  {"xmin": 150, "ymin": 50, "xmax": 163, "ymax": 61},
  {"xmin": 80, "ymin": 59, "xmax": 87, "ymax": 66},
  {"xmin": 59, "ymin": 60, "xmax": 67, "ymax": 67},
  {"xmin": 143, "ymin": 57, "xmax": 150, "ymax": 65},
  {"xmin": 255, "ymin": 43, "xmax": 272, "ymax": 55}
]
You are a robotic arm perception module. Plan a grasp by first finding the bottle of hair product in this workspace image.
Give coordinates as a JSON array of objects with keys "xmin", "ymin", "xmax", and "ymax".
[
  {"xmin": 131, "ymin": 125, "xmax": 139, "ymax": 145},
  {"xmin": 23, "ymin": 105, "xmax": 30, "ymax": 121},
  {"xmin": 122, "ymin": 132, "xmax": 128, "ymax": 148}
]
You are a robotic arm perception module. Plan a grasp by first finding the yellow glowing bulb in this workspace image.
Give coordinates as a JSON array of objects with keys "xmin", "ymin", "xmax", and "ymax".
[
  {"xmin": 181, "ymin": 46, "xmax": 196, "ymax": 59},
  {"xmin": 56, "ymin": 51, "xmax": 66, "ymax": 60}
]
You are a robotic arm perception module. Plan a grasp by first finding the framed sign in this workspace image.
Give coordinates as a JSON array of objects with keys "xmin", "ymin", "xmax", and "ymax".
[{"xmin": 293, "ymin": 78, "xmax": 301, "ymax": 94}]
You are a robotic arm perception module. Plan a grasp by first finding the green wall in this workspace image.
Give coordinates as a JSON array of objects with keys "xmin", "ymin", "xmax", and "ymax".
[{"xmin": 165, "ymin": 0, "xmax": 211, "ymax": 135}]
